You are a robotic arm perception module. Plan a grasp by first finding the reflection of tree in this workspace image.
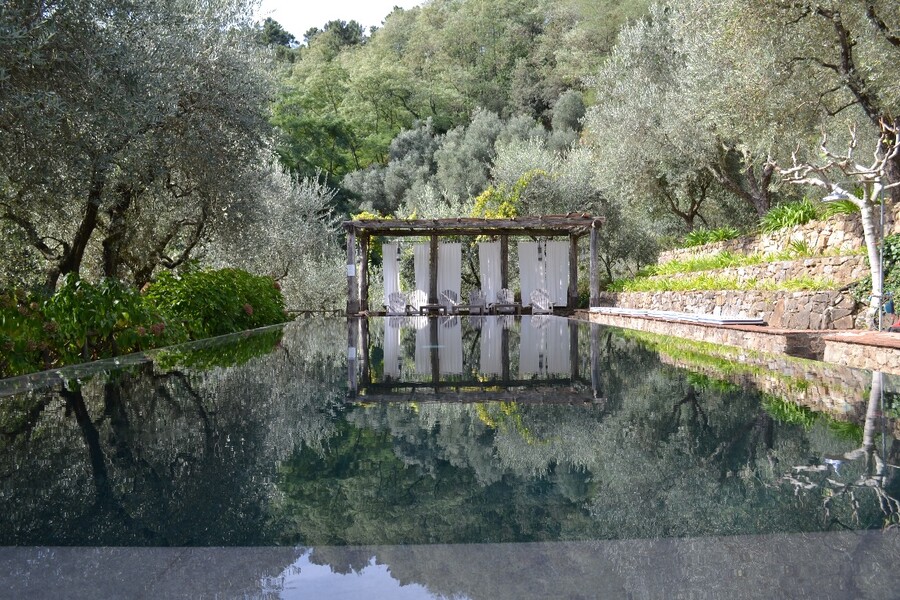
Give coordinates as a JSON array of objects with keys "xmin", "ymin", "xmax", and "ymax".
[
  {"xmin": 782, "ymin": 371, "xmax": 900, "ymax": 529},
  {"xmin": 281, "ymin": 325, "xmax": 889, "ymax": 553},
  {"xmin": 0, "ymin": 318, "xmax": 347, "ymax": 546}
]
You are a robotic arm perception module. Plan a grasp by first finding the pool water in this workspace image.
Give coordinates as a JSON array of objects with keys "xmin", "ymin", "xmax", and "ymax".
[{"xmin": 1, "ymin": 316, "xmax": 898, "ymax": 599}]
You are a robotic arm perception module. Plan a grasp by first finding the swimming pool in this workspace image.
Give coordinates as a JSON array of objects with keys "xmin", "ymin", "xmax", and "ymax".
[{"xmin": 1, "ymin": 316, "xmax": 898, "ymax": 598}]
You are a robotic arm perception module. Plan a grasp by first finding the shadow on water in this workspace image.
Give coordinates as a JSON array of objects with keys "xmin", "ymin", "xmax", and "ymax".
[{"xmin": 1, "ymin": 315, "xmax": 898, "ymax": 598}]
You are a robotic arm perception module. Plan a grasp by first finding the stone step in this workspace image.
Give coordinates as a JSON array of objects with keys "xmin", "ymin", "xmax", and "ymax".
[{"xmin": 644, "ymin": 255, "xmax": 868, "ymax": 287}]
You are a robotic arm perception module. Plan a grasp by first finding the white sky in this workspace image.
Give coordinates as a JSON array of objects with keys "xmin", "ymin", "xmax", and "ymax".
[{"xmin": 256, "ymin": 0, "xmax": 425, "ymax": 41}]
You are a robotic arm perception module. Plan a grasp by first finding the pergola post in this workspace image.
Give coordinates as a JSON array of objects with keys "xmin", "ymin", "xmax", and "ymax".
[
  {"xmin": 359, "ymin": 234, "xmax": 370, "ymax": 313},
  {"xmin": 500, "ymin": 235, "xmax": 509, "ymax": 290},
  {"xmin": 429, "ymin": 234, "xmax": 439, "ymax": 304},
  {"xmin": 568, "ymin": 234, "xmax": 579, "ymax": 309},
  {"xmin": 346, "ymin": 228, "xmax": 358, "ymax": 315},
  {"xmin": 590, "ymin": 220, "xmax": 600, "ymax": 308}
]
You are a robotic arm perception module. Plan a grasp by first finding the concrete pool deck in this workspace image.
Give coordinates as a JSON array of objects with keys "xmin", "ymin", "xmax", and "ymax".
[{"xmin": 577, "ymin": 309, "xmax": 900, "ymax": 374}]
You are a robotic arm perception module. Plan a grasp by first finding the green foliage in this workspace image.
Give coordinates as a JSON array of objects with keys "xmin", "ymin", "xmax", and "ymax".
[
  {"xmin": 153, "ymin": 327, "xmax": 285, "ymax": 371},
  {"xmin": 472, "ymin": 169, "xmax": 552, "ymax": 219},
  {"xmin": 759, "ymin": 199, "xmax": 820, "ymax": 233},
  {"xmin": 610, "ymin": 273, "xmax": 835, "ymax": 293},
  {"xmin": 0, "ymin": 277, "xmax": 184, "ymax": 378},
  {"xmin": 820, "ymin": 199, "xmax": 860, "ymax": 218},
  {"xmin": 144, "ymin": 269, "xmax": 287, "ymax": 339},
  {"xmin": 682, "ymin": 227, "xmax": 740, "ymax": 247},
  {"xmin": 42, "ymin": 276, "xmax": 185, "ymax": 361},
  {"xmin": 761, "ymin": 394, "xmax": 817, "ymax": 429},
  {"xmin": 850, "ymin": 233, "xmax": 900, "ymax": 303}
]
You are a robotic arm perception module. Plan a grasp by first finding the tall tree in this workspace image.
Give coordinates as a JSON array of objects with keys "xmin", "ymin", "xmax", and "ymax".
[{"xmin": 0, "ymin": 0, "xmax": 274, "ymax": 288}]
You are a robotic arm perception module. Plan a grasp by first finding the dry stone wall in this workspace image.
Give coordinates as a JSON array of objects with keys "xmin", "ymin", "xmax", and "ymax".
[
  {"xmin": 659, "ymin": 203, "xmax": 900, "ymax": 265},
  {"xmin": 649, "ymin": 255, "xmax": 868, "ymax": 288},
  {"xmin": 598, "ymin": 290, "xmax": 862, "ymax": 330}
]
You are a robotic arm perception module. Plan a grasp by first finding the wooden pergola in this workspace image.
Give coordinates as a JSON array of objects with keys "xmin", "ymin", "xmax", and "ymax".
[{"xmin": 343, "ymin": 214, "xmax": 604, "ymax": 314}]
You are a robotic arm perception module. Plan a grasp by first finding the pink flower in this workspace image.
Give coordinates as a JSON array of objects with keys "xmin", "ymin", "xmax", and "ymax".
[
  {"xmin": 136, "ymin": 326, "xmax": 147, "ymax": 336},
  {"xmin": 150, "ymin": 322, "xmax": 165, "ymax": 336},
  {"xmin": 243, "ymin": 303, "xmax": 254, "ymax": 316}
]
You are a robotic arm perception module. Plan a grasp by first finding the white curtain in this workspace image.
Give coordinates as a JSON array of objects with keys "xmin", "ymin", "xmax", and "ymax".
[
  {"xmin": 437, "ymin": 243, "xmax": 461, "ymax": 299},
  {"xmin": 382, "ymin": 243, "xmax": 401, "ymax": 307},
  {"xmin": 546, "ymin": 317, "xmax": 571, "ymax": 375},
  {"xmin": 413, "ymin": 243, "xmax": 430, "ymax": 303},
  {"xmin": 415, "ymin": 320, "xmax": 432, "ymax": 375},
  {"xmin": 480, "ymin": 316, "xmax": 503, "ymax": 375},
  {"xmin": 383, "ymin": 316, "xmax": 403, "ymax": 378},
  {"xmin": 519, "ymin": 315, "xmax": 542, "ymax": 376},
  {"xmin": 544, "ymin": 241, "xmax": 569, "ymax": 306},
  {"xmin": 438, "ymin": 316, "xmax": 463, "ymax": 374},
  {"xmin": 518, "ymin": 241, "xmax": 541, "ymax": 304},
  {"xmin": 519, "ymin": 316, "xmax": 571, "ymax": 376},
  {"xmin": 478, "ymin": 242, "xmax": 501, "ymax": 303}
]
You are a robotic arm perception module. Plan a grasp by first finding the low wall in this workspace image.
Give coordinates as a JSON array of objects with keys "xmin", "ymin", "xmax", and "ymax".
[
  {"xmin": 586, "ymin": 311, "xmax": 826, "ymax": 357},
  {"xmin": 647, "ymin": 255, "xmax": 868, "ymax": 287},
  {"xmin": 823, "ymin": 333, "xmax": 900, "ymax": 376},
  {"xmin": 597, "ymin": 290, "xmax": 863, "ymax": 330}
]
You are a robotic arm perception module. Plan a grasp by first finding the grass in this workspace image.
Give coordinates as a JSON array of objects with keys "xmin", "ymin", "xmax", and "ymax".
[
  {"xmin": 610, "ymin": 273, "xmax": 837, "ymax": 293},
  {"xmin": 648, "ymin": 248, "xmax": 863, "ymax": 278}
]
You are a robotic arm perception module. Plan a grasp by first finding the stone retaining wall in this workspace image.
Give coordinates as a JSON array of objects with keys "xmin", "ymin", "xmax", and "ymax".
[
  {"xmin": 659, "ymin": 204, "xmax": 900, "ymax": 265},
  {"xmin": 598, "ymin": 289, "xmax": 863, "ymax": 330},
  {"xmin": 647, "ymin": 255, "xmax": 868, "ymax": 287},
  {"xmin": 823, "ymin": 335, "xmax": 900, "ymax": 376},
  {"xmin": 586, "ymin": 311, "xmax": 826, "ymax": 357}
]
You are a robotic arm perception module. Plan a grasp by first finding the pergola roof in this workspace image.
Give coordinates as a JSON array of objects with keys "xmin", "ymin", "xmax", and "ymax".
[{"xmin": 343, "ymin": 213, "xmax": 603, "ymax": 238}]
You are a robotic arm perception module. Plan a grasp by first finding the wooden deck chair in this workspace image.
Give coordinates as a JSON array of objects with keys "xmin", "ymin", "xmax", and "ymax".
[
  {"xmin": 530, "ymin": 288, "xmax": 554, "ymax": 314},
  {"xmin": 467, "ymin": 289, "xmax": 487, "ymax": 315},
  {"xmin": 440, "ymin": 289, "xmax": 460, "ymax": 314},
  {"xmin": 384, "ymin": 291, "xmax": 409, "ymax": 315},
  {"xmin": 491, "ymin": 288, "xmax": 521, "ymax": 314},
  {"xmin": 408, "ymin": 290, "xmax": 428, "ymax": 313}
]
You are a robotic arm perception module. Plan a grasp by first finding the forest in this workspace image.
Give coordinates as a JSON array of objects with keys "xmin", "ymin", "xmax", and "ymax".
[{"xmin": 2, "ymin": 0, "xmax": 899, "ymax": 350}]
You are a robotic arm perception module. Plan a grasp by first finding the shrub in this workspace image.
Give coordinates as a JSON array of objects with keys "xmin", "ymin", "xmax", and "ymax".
[
  {"xmin": 682, "ymin": 226, "xmax": 741, "ymax": 247},
  {"xmin": 144, "ymin": 268, "xmax": 286, "ymax": 338},
  {"xmin": 41, "ymin": 276, "xmax": 186, "ymax": 362},
  {"xmin": 759, "ymin": 199, "xmax": 819, "ymax": 233},
  {"xmin": 1, "ymin": 277, "xmax": 184, "ymax": 377},
  {"xmin": 820, "ymin": 198, "xmax": 859, "ymax": 218}
]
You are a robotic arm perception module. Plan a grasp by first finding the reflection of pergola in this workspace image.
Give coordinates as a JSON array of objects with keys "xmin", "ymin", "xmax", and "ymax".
[
  {"xmin": 343, "ymin": 214, "xmax": 604, "ymax": 314},
  {"xmin": 347, "ymin": 318, "xmax": 608, "ymax": 405}
]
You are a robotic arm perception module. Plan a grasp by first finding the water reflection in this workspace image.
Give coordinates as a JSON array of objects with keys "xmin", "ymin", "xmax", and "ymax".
[{"xmin": 1, "ymin": 316, "xmax": 899, "ymax": 596}]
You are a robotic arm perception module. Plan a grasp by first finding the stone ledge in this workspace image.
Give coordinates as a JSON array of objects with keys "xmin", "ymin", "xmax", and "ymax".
[
  {"xmin": 823, "ymin": 332, "xmax": 900, "ymax": 375},
  {"xmin": 581, "ymin": 310, "xmax": 827, "ymax": 359},
  {"xmin": 598, "ymin": 290, "xmax": 863, "ymax": 330}
]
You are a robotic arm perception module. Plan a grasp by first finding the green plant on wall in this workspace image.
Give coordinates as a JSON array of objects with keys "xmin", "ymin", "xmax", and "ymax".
[
  {"xmin": 850, "ymin": 233, "xmax": 900, "ymax": 303},
  {"xmin": 759, "ymin": 199, "xmax": 820, "ymax": 233},
  {"xmin": 681, "ymin": 226, "xmax": 740, "ymax": 247}
]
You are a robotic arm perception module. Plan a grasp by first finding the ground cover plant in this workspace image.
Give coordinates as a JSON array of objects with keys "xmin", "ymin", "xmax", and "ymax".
[{"xmin": 610, "ymin": 274, "xmax": 836, "ymax": 293}]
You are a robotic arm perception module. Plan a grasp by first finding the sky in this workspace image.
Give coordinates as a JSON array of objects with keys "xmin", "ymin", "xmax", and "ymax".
[{"xmin": 256, "ymin": 0, "xmax": 425, "ymax": 41}]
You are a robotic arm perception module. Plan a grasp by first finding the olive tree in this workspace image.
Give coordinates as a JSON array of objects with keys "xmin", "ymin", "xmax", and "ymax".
[
  {"xmin": 0, "ymin": 0, "xmax": 273, "ymax": 289},
  {"xmin": 203, "ymin": 168, "xmax": 346, "ymax": 310}
]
